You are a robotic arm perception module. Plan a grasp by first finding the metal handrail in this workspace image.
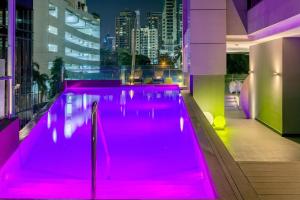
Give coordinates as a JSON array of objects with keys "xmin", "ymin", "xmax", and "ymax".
[{"xmin": 91, "ymin": 101, "xmax": 98, "ymax": 198}]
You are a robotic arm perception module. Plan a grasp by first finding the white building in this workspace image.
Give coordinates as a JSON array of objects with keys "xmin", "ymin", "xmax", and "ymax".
[
  {"xmin": 33, "ymin": 0, "xmax": 100, "ymax": 74},
  {"xmin": 134, "ymin": 28, "xmax": 159, "ymax": 64}
]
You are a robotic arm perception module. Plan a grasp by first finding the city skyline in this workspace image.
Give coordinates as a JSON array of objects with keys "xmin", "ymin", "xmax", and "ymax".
[{"xmin": 87, "ymin": 0, "xmax": 183, "ymax": 38}]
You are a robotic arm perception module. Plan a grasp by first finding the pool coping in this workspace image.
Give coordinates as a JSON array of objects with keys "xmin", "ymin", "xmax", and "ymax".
[
  {"xmin": 182, "ymin": 91, "xmax": 259, "ymax": 200},
  {"xmin": 19, "ymin": 92, "xmax": 62, "ymax": 141}
]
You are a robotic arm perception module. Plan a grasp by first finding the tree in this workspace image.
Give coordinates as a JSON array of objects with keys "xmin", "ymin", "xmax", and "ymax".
[
  {"xmin": 227, "ymin": 54, "xmax": 249, "ymax": 74},
  {"xmin": 173, "ymin": 46, "xmax": 183, "ymax": 68},
  {"xmin": 50, "ymin": 57, "xmax": 65, "ymax": 98},
  {"xmin": 116, "ymin": 48, "xmax": 152, "ymax": 66},
  {"xmin": 33, "ymin": 62, "xmax": 49, "ymax": 103},
  {"xmin": 117, "ymin": 49, "xmax": 131, "ymax": 66},
  {"xmin": 100, "ymin": 48, "xmax": 118, "ymax": 66},
  {"xmin": 158, "ymin": 54, "xmax": 174, "ymax": 68},
  {"xmin": 136, "ymin": 54, "xmax": 151, "ymax": 65}
]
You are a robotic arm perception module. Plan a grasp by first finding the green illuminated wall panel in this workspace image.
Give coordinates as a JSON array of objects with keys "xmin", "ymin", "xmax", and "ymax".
[
  {"xmin": 192, "ymin": 75, "xmax": 225, "ymax": 117},
  {"xmin": 251, "ymin": 39, "xmax": 283, "ymax": 133}
]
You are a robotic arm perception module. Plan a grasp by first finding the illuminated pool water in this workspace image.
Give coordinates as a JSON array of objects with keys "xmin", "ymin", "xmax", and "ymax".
[{"xmin": 0, "ymin": 85, "xmax": 216, "ymax": 199}]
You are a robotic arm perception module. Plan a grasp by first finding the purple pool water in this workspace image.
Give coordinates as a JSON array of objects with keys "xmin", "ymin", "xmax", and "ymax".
[{"xmin": 0, "ymin": 85, "xmax": 216, "ymax": 199}]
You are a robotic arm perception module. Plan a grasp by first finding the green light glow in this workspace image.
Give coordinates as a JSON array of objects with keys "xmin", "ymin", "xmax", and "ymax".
[{"xmin": 193, "ymin": 75, "xmax": 225, "ymax": 117}]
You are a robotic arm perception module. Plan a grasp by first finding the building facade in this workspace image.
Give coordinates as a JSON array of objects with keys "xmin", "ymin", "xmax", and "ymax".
[
  {"xmin": 115, "ymin": 10, "xmax": 136, "ymax": 52},
  {"xmin": 102, "ymin": 33, "xmax": 116, "ymax": 52},
  {"xmin": 0, "ymin": 0, "xmax": 34, "ymax": 126},
  {"xmin": 177, "ymin": 3, "xmax": 183, "ymax": 47},
  {"xmin": 134, "ymin": 27, "xmax": 159, "ymax": 64},
  {"xmin": 33, "ymin": 0, "xmax": 100, "ymax": 75},
  {"xmin": 147, "ymin": 12, "xmax": 162, "ymax": 50},
  {"xmin": 162, "ymin": 0, "xmax": 177, "ymax": 56}
]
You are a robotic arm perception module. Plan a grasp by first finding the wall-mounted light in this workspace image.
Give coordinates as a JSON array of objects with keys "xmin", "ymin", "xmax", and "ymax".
[{"xmin": 273, "ymin": 72, "xmax": 281, "ymax": 76}]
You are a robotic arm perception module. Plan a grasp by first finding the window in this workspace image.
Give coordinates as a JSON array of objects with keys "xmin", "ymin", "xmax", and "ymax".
[
  {"xmin": 49, "ymin": 4, "xmax": 58, "ymax": 18},
  {"xmin": 248, "ymin": 0, "xmax": 263, "ymax": 9},
  {"xmin": 0, "ymin": 11, "xmax": 3, "ymax": 26},
  {"xmin": 48, "ymin": 44, "xmax": 58, "ymax": 52},
  {"xmin": 65, "ymin": 10, "xmax": 100, "ymax": 38},
  {"xmin": 65, "ymin": 47, "xmax": 100, "ymax": 61},
  {"xmin": 48, "ymin": 25, "xmax": 58, "ymax": 35},
  {"xmin": 65, "ymin": 32, "xmax": 100, "ymax": 50}
]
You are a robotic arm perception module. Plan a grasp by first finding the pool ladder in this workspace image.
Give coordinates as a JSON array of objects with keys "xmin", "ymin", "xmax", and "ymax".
[{"xmin": 91, "ymin": 102, "xmax": 98, "ymax": 198}]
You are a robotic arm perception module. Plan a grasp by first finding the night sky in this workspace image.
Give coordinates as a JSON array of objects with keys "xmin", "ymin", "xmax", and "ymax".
[{"xmin": 86, "ymin": 0, "xmax": 163, "ymax": 39}]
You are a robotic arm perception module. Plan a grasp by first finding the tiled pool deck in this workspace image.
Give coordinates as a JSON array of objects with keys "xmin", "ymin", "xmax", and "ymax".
[{"xmin": 223, "ymin": 109, "xmax": 300, "ymax": 200}]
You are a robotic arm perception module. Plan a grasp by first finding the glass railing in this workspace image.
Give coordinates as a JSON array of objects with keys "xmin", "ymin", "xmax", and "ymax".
[{"xmin": 65, "ymin": 66, "xmax": 184, "ymax": 86}]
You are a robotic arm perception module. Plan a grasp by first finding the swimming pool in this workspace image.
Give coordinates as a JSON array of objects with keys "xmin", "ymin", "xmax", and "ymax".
[{"xmin": 0, "ymin": 85, "xmax": 216, "ymax": 199}]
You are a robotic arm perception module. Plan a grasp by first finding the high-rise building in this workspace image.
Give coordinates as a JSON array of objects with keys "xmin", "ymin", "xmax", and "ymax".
[
  {"xmin": 115, "ymin": 10, "xmax": 136, "ymax": 52},
  {"xmin": 65, "ymin": 0, "xmax": 88, "ymax": 11},
  {"xmin": 0, "ymin": 0, "xmax": 34, "ymax": 126},
  {"xmin": 33, "ymin": 0, "xmax": 101, "ymax": 75},
  {"xmin": 135, "ymin": 10, "xmax": 141, "ymax": 29},
  {"xmin": 162, "ymin": 0, "xmax": 177, "ymax": 56},
  {"xmin": 147, "ymin": 12, "xmax": 162, "ymax": 49},
  {"xmin": 103, "ymin": 33, "xmax": 116, "ymax": 52},
  {"xmin": 134, "ymin": 28, "xmax": 159, "ymax": 64},
  {"xmin": 148, "ymin": 29, "xmax": 159, "ymax": 64},
  {"xmin": 135, "ymin": 28, "xmax": 149, "ymax": 58},
  {"xmin": 177, "ymin": 3, "xmax": 183, "ymax": 47}
]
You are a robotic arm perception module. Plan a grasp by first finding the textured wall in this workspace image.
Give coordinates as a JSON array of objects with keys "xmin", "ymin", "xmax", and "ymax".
[
  {"xmin": 189, "ymin": 0, "xmax": 226, "ymax": 75},
  {"xmin": 282, "ymin": 38, "xmax": 300, "ymax": 134},
  {"xmin": 188, "ymin": 0, "xmax": 226, "ymax": 117},
  {"xmin": 250, "ymin": 39, "xmax": 283, "ymax": 133},
  {"xmin": 250, "ymin": 38, "xmax": 300, "ymax": 135}
]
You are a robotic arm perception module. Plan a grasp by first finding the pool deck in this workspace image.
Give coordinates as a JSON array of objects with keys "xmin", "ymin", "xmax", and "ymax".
[
  {"xmin": 224, "ymin": 109, "xmax": 300, "ymax": 200},
  {"xmin": 184, "ymin": 91, "xmax": 300, "ymax": 200}
]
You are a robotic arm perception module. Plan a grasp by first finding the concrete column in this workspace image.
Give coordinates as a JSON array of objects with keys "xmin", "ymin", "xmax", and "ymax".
[
  {"xmin": 187, "ymin": 0, "xmax": 227, "ymax": 117},
  {"xmin": 8, "ymin": 0, "xmax": 16, "ymax": 117}
]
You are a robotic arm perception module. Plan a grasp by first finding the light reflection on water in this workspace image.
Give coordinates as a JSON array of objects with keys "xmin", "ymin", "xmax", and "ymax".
[{"xmin": 49, "ymin": 88, "xmax": 188, "ymax": 140}]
